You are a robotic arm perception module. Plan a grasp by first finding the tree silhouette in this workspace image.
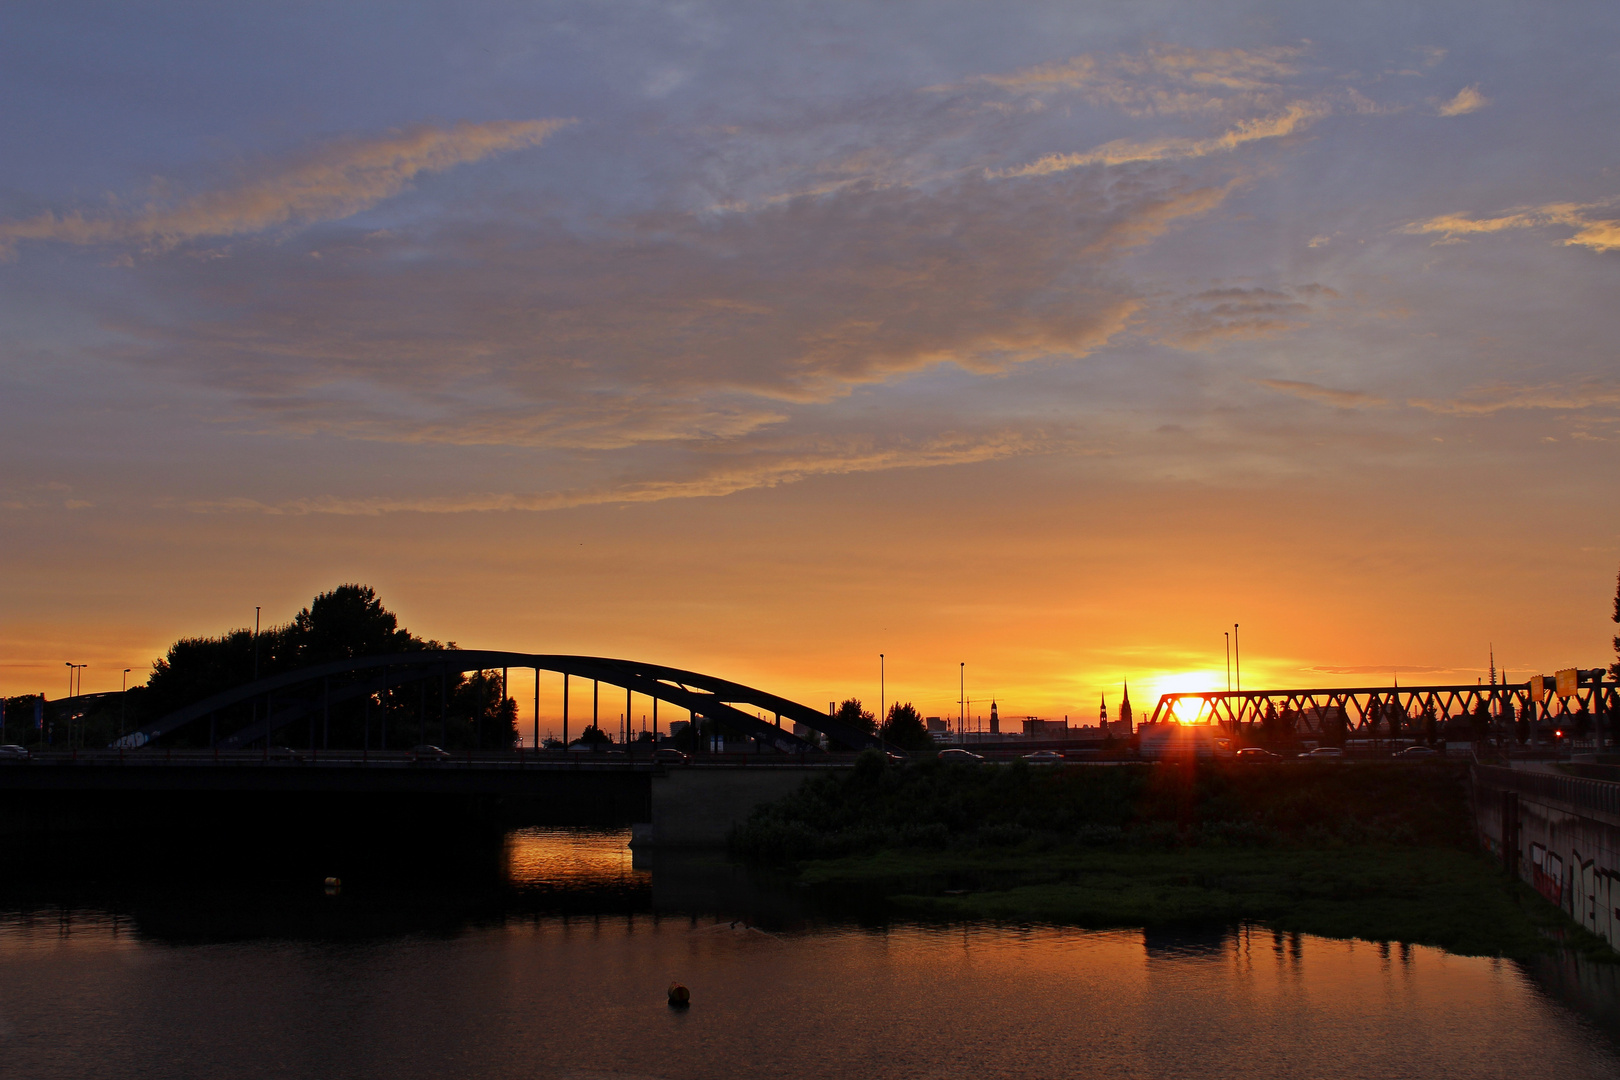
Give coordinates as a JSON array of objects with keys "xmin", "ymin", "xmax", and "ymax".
[
  {"xmin": 1612, "ymin": 566, "xmax": 1620, "ymax": 679},
  {"xmin": 881, "ymin": 702, "xmax": 933, "ymax": 751},
  {"xmin": 138, "ymin": 584, "xmax": 514, "ymax": 750},
  {"xmin": 829, "ymin": 698, "xmax": 876, "ymax": 751}
]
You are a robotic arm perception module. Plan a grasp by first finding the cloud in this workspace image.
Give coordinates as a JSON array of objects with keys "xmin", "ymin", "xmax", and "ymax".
[
  {"xmin": 995, "ymin": 100, "xmax": 1328, "ymax": 177},
  {"xmin": 1256, "ymin": 379, "xmax": 1387, "ymax": 409},
  {"xmin": 1309, "ymin": 665, "xmax": 1450, "ymax": 676},
  {"xmin": 1408, "ymin": 380, "xmax": 1620, "ymax": 416},
  {"xmin": 0, "ymin": 120, "xmax": 571, "ymax": 253},
  {"xmin": 1437, "ymin": 85, "xmax": 1489, "ymax": 116},
  {"xmin": 179, "ymin": 429, "xmax": 1050, "ymax": 514},
  {"xmin": 105, "ymin": 167, "xmax": 1229, "ymax": 453},
  {"xmin": 952, "ymin": 44, "xmax": 1306, "ymax": 116},
  {"xmin": 1155, "ymin": 284, "xmax": 1336, "ymax": 348},
  {"xmin": 1567, "ymin": 219, "xmax": 1620, "ymax": 252},
  {"xmin": 1401, "ymin": 200, "xmax": 1620, "ymax": 251}
]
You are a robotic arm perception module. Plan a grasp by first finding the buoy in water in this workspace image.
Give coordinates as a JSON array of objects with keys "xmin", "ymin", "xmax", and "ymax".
[
  {"xmin": 324, "ymin": 877, "xmax": 341, "ymax": 888},
  {"xmin": 667, "ymin": 982, "xmax": 690, "ymax": 1007}
]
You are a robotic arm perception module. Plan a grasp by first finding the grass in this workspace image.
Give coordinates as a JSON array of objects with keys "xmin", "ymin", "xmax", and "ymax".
[{"xmin": 732, "ymin": 753, "xmax": 1611, "ymax": 960}]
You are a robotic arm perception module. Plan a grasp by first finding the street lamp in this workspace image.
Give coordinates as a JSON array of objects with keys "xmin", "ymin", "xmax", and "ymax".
[
  {"xmin": 879, "ymin": 653, "xmax": 885, "ymax": 744},
  {"xmin": 122, "ymin": 668, "xmax": 132, "ymax": 741},
  {"xmin": 1225, "ymin": 632, "xmax": 1231, "ymax": 693},
  {"xmin": 1233, "ymin": 623, "xmax": 1241, "ymax": 693},
  {"xmin": 959, "ymin": 662, "xmax": 965, "ymax": 743}
]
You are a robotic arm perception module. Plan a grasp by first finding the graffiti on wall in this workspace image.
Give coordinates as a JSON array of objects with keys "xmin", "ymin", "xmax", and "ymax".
[{"xmin": 1531, "ymin": 842, "xmax": 1564, "ymax": 906}]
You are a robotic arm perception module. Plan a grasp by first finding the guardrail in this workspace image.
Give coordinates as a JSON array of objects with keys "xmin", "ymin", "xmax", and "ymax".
[{"xmin": 1473, "ymin": 763, "xmax": 1620, "ymax": 819}]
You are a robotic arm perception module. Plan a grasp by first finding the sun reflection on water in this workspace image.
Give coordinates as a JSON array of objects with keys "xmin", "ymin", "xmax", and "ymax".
[{"xmin": 503, "ymin": 827, "xmax": 649, "ymax": 889}]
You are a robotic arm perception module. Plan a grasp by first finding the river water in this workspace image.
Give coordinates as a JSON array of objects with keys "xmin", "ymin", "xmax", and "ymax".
[{"xmin": 4, "ymin": 829, "xmax": 1620, "ymax": 1080}]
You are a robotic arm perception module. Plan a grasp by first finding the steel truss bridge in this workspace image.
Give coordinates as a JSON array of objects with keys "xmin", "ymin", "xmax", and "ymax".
[
  {"xmin": 115, "ymin": 651, "xmax": 881, "ymax": 754},
  {"xmin": 1148, "ymin": 676, "xmax": 1620, "ymax": 736}
]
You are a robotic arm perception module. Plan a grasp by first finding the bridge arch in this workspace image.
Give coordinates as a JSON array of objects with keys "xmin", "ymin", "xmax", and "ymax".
[{"xmin": 117, "ymin": 651, "xmax": 879, "ymax": 753}]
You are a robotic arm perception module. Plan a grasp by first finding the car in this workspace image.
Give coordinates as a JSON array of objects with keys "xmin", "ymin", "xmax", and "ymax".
[
  {"xmin": 0, "ymin": 744, "xmax": 29, "ymax": 760},
  {"xmin": 408, "ymin": 744, "xmax": 451, "ymax": 763},
  {"xmin": 938, "ymin": 748, "xmax": 985, "ymax": 763},
  {"xmin": 266, "ymin": 746, "xmax": 306, "ymax": 761},
  {"xmin": 1234, "ymin": 747, "xmax": 1279, "ymax": 761},
  {"xmin": 1397, "ymin": 745, "xmax": 1439, "ymax": 757},
  {"xmin": 1300, "ymin": 747, "xmax": 1344, "ymax": 759},
  {"xmin": 1023, "ymin": 750, "xmax": 1065, "ymax": 764},
  {"xmin": 653, "ymin": 748, "xmax": 689, "ymax": 764}
]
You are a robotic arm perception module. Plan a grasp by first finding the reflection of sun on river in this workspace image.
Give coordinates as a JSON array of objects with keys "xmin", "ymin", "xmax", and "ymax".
[{"xmin": 504, "ymin": 827, "xmax": 648, "ymax": 888}]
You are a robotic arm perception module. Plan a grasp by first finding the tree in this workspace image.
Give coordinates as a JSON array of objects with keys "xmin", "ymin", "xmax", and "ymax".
[
  {"xmin": 1612, "ymin": 565, "xmax": 1620, "ymax": 680},
  {"xmin": 289, "ymin": 584, "xmax": 427, "ymax": 663},
  {"xmin": 137, "ymin": 584, "xmax": 515, "ymax": 751},
  {"xmin": 881, "ymin": 702, "xmax": 933, "ymax": 751},
  {"xmin": 829, "ymin": 698, "xmax": 876, "ymax": 750},
  {"xmin": 573, "ymin": 724, "xmax": 611, "ymax": 748},
  {"xmin": 1421, "ymin": 701, "xmax": 1438, "ymax": 746}
]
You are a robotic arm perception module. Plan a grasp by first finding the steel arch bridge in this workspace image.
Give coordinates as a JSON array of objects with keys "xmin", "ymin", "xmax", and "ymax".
[{"xmin": 115, "ymin": 651, "xmax": 879, "ymax": 753}]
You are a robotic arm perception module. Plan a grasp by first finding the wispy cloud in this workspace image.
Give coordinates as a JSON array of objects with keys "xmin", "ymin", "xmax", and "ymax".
[
  {"xmin": 1256, "ymin": 379, "xmax": 1387, "ymax": 409},
  {"xmin": 1409, "ymin": 380, "xmax": 1620, "ymax": 416},
  {"xmin": 106, "ymin": 168, "xmax": 1227, "ymax": 451},
  {"xmin": 952, "ymin": 44, "xmax": 1306, "ymax": 117},
  {"xmin": 1402, "ymin": 199, "xmax": 1620, "ymax": 251},
  {"xmin": 995, "ymin": 100, "xmax": 1328, "ymax": 177},
  {"xmin": 1157, "ymin": 284, "xmax": 1335, "ymax": 348},
  {"xmin": 179, "ymin": 430, "xmax": 1050, "ymax": 514},
  {"xmin": 0, "ymin": 120, "xmax": 571, "ymax": 254},
  {"xmin": 1437, "ymin": 85, "xmax": 1489, "ymax": 116},
  {"xmin": 1309, "ymin": 665, "xmax": 1451, "ymax": 676}
]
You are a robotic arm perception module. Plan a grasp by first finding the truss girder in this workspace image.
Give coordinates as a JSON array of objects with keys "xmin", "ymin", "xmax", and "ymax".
[{"xmin": 1149, "ymin": 681, "xmax": 1620, "ymax": 735}]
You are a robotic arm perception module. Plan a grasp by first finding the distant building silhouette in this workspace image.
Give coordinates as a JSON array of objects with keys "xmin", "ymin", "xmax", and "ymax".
[
  {"xmin": 1101, "ymin": 682, "xmax": 1133, "ymax": 738},
  {"xmin": 1022, "ymin": 716, "xmax": 1068, "ymax": 738},
  {"xmin": 989, "ymin": 699, "xmax": 999, "ymax": 735}
]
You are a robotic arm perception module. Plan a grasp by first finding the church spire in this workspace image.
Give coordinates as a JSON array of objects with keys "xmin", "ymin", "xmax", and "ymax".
[{"xmin": 1119, "ymin": 681, "xmax": 1132, "ymax": 727}]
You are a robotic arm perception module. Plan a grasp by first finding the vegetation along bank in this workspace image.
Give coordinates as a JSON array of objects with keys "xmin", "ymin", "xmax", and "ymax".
[{"xmin": 731, "ymin": 752, "xmax": 1610, "ymax": 959}]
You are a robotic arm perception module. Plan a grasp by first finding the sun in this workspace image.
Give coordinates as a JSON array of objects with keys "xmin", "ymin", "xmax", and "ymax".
[{"xmin": 1140, "ymin": 669, "xmax": 1228, "ymax": 721}]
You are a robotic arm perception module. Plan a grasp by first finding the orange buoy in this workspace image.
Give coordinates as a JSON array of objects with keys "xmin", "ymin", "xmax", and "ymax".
[{"xmin": 667, "ymin": 982, "xmax": 690, "ymax": 1007}]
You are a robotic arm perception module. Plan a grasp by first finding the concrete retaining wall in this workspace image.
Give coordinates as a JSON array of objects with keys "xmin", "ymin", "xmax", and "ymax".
[
  {"xmin": 1474, "ymin": 764, "xmax": 1620, "ymax": 952},
  {"xmin": 636, "ymin": 765, "xmax": 826, "ymax": 848}
]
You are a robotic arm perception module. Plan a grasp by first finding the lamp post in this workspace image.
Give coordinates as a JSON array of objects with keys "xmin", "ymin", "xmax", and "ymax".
[
  {"xmin": 959, "ymin": 663, "xmax": 964, "ymax": 743},
  {"xmin": 122, "ymin": 668, "xmax": 131, "ymax": 741},
  {"xmin": 879, "ymin": 653, "xmax": 885, "ymax": 745},
  {"xmin": 61, "ymin": 662, "xmax": 73, "ymax": 748},
  {"xmin": 1224, "ymin": 632, "xmax": 1231, "ymax": 693},
  {"xmin": 1233, "ymin": 623, "xmax": 1241, "ymax": 694}
]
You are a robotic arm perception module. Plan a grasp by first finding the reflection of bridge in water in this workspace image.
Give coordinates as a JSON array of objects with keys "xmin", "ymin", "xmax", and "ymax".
[
  {"xmin": 118, "ymin": 650, "xmax": 882, "ymax": 753},
  {"xmin": 1149, "ymin": 675, "xmax": 1619, "ymax": 738}
]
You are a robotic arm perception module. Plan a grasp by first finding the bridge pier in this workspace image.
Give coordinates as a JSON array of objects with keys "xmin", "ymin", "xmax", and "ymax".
[{"xmin": 633, "ymin": 765, "xmax": 827, "ymax": 848}]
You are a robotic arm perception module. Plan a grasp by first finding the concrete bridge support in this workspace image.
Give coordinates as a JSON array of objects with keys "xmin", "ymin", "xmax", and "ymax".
[{"xmin": 634, "ymin": 766, "xmax": 824, "ymax": 848}]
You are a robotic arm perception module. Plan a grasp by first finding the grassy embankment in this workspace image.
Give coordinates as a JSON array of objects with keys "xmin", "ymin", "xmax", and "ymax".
[{"xmin": 731, "ymin": 753, "xmax": 1610, "ymax": 959}]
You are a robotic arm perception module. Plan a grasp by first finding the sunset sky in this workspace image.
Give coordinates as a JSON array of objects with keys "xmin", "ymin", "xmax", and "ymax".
[{"xmin": 3, "ymin": 2, "xmax": 1617, "ymax": 730}]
